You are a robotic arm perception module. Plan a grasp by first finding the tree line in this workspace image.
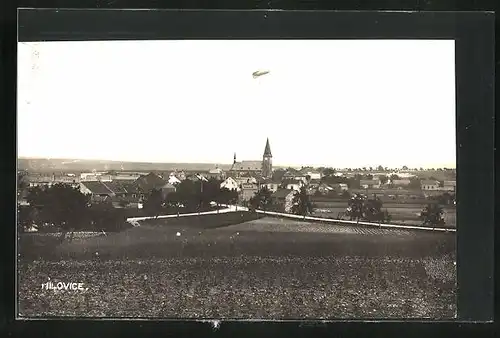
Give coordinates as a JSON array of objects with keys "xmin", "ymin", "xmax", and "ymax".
[{"xmin": 18, "ymin": 179, "xmax": 239, "ymax": 233}]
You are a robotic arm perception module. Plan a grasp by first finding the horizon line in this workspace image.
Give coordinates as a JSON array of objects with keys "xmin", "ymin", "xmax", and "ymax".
[{"xmin": 17, "ymin": 156, "xmax": 456, "ymax": 170}]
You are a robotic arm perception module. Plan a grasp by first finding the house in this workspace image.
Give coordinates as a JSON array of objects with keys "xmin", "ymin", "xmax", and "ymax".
[
  {"xmin": 168, "ymin": 175, "xmax": 181, "ymax": 185},
  {"xmin": 186, "ymin": 173, "xmax": 208, "ymax": 182},
  {"xmin": 331, "ymin": 183, "xmax": 349, "ymax": 192},
  {"xmin": 308, "ymin": 179, "xmax": 321, "ymax": 188},
  {"xmin": 359, "ymin": 179, "xmax": 381, "ymax": 189},
  {"xmin": 160, "ymin": 183, "xmax": 176, "ymax": 200},
  {"xmin": 271, "ymin": 189, "xmax": 295, "ymax": 213},
  {"xmin": 391, "ymin": 179, "xmax": 411, "ymax": 187},
  {"xmin": 240, "ymin": 183, "xmax": 258, "ymax": 202},
  {"xmin": 169, "ymin": 170, "xmax": 186, "ymax": 181},
  {"xmin": 220, "ymin": 177, "xmax": 241, "ymax": 192},
  {"xmin": 281, "ymin": 178, "xmax": 306, "ymax": 190},
  {"xmin": 135, "ymin": 172, "xmax": 167, "ymax": 192},
  {"xmin": 257, "ymin": 178, "xmax": 280, "ymax": 193},
  {"xmin": 282, "ymin": 171, "xmax": 308, "ymax": 182},
  {"xmin": 317, "ymin": 183, "xmax": 335, "ymax": 195},
  {"xmin": 26, "ymin": 173, "xmax": 80, "ymax": 188},
  {"xmin": 206, "ymin": 167, "xmax": 225, "ymax": 180},
  {"xmin": 235, "ymin": 176, "xmax": 258, "ymax": 186},
  {"xmin": 80, "ymin": 172, "xmax": 112, "ymax": 182},
  {"xmin": 80, "ymin": 181, "xmax": 114, "ymax": 203},
  {"xmin": 443, "ymin": 180, "xmax": 456, "ymax": 192},
  {"xmin": 305, "ymin": 171, "xmax": 322, "ymax": 180},
  {"xmin": 421, "ymin": 180, "xmax": 440, "ymax": 191}
]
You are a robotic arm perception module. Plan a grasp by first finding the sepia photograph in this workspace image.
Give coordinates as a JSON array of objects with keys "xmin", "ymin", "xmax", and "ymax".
[{"xmin": 17, "ymin": 39, "xmax": 457, "ymax": 319}]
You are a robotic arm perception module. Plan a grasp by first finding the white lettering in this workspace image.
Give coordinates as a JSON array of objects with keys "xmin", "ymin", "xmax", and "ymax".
[{"xmin": 41, "ymin": 281, "xmax": 86, "ymax": 291}]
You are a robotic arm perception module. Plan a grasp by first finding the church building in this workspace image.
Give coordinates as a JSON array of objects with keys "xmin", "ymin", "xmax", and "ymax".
[{"xmin": 228, "ymin": 138, "xmax": 273, "ymax": 179}]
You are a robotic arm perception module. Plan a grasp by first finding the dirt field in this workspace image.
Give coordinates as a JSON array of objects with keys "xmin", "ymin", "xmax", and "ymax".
[{"xmin": 18, "ymin": 216, "xmax": 456, "ymax": 319}]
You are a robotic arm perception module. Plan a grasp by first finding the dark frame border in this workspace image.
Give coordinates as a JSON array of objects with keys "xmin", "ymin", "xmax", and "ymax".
[{"xmin": 4, "ymin": 8, "xmax": 495, "ymax": 337}]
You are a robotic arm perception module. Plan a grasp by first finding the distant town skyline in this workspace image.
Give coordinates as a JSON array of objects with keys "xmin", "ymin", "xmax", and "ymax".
[{"xmin": 17, "ymin": 40, "xmax": 456, "ymax": 168}]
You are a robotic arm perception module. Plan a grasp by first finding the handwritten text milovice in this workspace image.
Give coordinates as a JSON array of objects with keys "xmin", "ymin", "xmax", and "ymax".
[{"xmin": 41, "ymin": 282, "xmax": 86, "ymax": 291}]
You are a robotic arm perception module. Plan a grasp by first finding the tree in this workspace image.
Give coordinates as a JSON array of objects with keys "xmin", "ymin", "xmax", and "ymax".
[
  {"xmin": 346, "ymin": 193, "xmax": 366, "ymax": 221},
  {"xmin": 202, "ymin": 178, "xmax": 222, "ymax": 209},
  {"xmin": 341, "ymin": 190, "xmax": 351, "ymax": 199},
  {"xmin": 402, "ymin": 165, "xmax": 409, "ymax": 170},
  {"xmin": 408, "ymin": 177, "xmax": 421, "ymax": 190},
  {"xmin": 420, "ymin": 203, "xmax": 445, "ymax": 226},
  {"xmin": 26, "ymin": 184, "xmax": 90, "ymax": 237},
  {"xmin": 389, "ymin": 174, "xmax": 400, "ymax": 181},
  {"xmin": 322, "ymin": 167, "xmax": 336, "ymax": 177},
  {"xmin": 165, "ymin": 191, "xmax": 182, "ymax": 214},
  {"xmin": 143, "ymin": 188, "xmax": 164, "ymax": 218},
  {"xmin": 88, "ymin": 203, "xmax": 128, "ymax": 232},
  {"xmin": 363, "ymin": 198, "xmax": 391, "ymax": 223},
  {"xmin": 18, "ymin": 172, "xmax": 29, "ymax": 191},
  {"xmin": 249, "ymin": 186, "xmax": 273, "ymax": 211},
  {"xmin": 377, "ymin": 165, "xmax": 384, "ymax": 171},
  {"xmin": 379, "ymin": 175, "xmax": 389, "ymax": 185},
  {"xmin": 175, "ymin": 180, "xmax": 198, "ymax": 210},
  {"xmin": 290, "ymin": 186, "xmax": 314, "ymax": 216}
]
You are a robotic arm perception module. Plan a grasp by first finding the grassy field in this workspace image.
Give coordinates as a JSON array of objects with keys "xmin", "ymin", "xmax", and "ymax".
[
  {"xmin": 312, "ymin": 201, "xmax": 456, "ymax": 226},
  {"xmin": 18, "ymin": 215, "xmax": 456, "ymax": 319}
]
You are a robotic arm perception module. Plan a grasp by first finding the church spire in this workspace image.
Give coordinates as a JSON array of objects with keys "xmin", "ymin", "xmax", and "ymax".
[
  {"xmin": 263, "ymin": 138, "xmax": 272, "ymax": 157},
  {"xmin": 233, "ymin": 152, "xmax": 237, "ymax": 164}
]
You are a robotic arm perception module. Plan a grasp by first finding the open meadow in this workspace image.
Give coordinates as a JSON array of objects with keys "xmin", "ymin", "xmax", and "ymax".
[
  {"xmin": 18, "ymin": 214, "xmax": 456, "ymax": 319},
  {"xmin": 312, "ymin": 201, "xmax": 456, "ymax": 227}
]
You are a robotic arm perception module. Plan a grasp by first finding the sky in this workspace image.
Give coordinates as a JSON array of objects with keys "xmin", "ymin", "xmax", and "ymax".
[{"xmin": 17, "ymin": 40, "xmax": 456, "ymax": 169}]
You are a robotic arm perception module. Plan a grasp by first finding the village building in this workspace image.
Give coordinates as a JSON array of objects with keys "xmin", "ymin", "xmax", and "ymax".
[
  {"xmin": 220, "ymin": 177, "xmax": 240, "ymax": 192},
  {"xmin": 282, "ymin": 178, "xmax": 305, "ymax": 191},
  {"xmin": 159, "ymin": 183, "xmax": 177, "ymax": 200},
  {"xmin": 206, "ymin": 167, "xmax": 225, "ymax": 180},
  {"xmin": 282, "ymin": 170, "xmax": 308, "ymax": 182},
  {"xmin": 305, "ymin": 170, "xmax": 322, "ymax": 181},
  {"xmin": 229, "ymin": 138, "xmax": 273, "ymax": 179},
  {"xmin": 359, "ymin": 179, "xmax": 381, "ymax": 189},
  {"xmin": 421, "ymin": 180, "xmax": 440, "ymax": 191},
  {"xmin": 80, "ymin": 172, "xmax": 112, "ymax": 182},
  {"xmin": 168, "ymin": 175, "xmax": 182, "ymax": 185},
  {"xmin": 186, "ymin": 173, "xmax": 208, "ymax": 182},
  {"xmin": 240, "ymin": 183, "xmax": 259, "ymax": 202},
  {"xmin": 317, "ymin": 183, "xmax": 335, "ymax": 195},
  {"xmin": 24, "ymin": 172, "xmax": 80, "ymax": 188},
  {"xmin": 331, "ymin": 183, "xmax": 349, "ymax": 192},
  {"xmin": 257, "ymin": 178, "xmax": 281, "ymax": 193},
  {"xmin": 235, "ymin": 176, "xmax": 258, "ymax": 186}
]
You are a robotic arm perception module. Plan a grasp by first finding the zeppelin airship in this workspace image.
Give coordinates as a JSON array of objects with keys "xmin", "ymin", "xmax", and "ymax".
[{"xmin": 252, "ymin": 70, "xmax": 270, "ymax": 79}]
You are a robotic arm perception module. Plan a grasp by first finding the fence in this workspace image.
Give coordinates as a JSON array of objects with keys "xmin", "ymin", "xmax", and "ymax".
[
  {"xmin": 126, "ymin": 204, "xmax": 455, "ymax": 233},
  {"xmin": 127, "ymin": 205, "xmax": 249, "ymax": 222}
]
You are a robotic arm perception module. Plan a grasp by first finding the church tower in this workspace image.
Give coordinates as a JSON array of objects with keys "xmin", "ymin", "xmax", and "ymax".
[{"xmin": 262, "ymin": 138, "xmax": 273, "ymax": 178}]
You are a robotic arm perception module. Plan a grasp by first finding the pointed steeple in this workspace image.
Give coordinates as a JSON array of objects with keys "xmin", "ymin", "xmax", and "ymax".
[
  {"xmin": 263, "ymin": 138, "xmax": 272, "ymax": 157},
  {"xmin": 233, "ymin": 152, "xmax": 237, "ymax": 164}
]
